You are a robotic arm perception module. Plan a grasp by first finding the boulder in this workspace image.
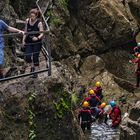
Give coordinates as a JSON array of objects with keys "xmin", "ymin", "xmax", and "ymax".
[
  {"xmin": 120, "ymin": 101, "xmax": 140, "ymax": 140},
  {"xmin": 77, "ymin": 0, "xmax": 139, "ymax": 48}
]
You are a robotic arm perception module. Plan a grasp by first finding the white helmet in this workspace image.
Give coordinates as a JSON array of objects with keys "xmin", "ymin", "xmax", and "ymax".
[{"xmin": 137, "ymin": 42, "xmax": 140, "ymax": 47}]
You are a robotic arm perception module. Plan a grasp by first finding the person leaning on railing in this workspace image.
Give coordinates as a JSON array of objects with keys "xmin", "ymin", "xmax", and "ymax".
[
  {"xmin": 0, "ymin": 20, "xmax": 24, "ymax": 79},
  {"xmin": 22, "ymin": 8, "xmax": 44, "ymax": 78}
]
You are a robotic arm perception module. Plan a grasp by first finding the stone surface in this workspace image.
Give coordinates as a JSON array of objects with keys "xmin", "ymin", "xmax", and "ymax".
[
  {"xmin": 120, "ymin": 101, "xmax": 140, "ymax": 140},
  {"xmin": 1, "ymin": 0, "xmax": 140, "ymax": 139},
  {"xmin": 0, "ymin": 63, "xmax": 86, "ymax": 140}
]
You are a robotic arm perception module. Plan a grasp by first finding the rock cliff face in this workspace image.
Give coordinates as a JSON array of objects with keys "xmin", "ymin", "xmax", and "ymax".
[
  {"xmin": 0, "ymin": 63, "xmax": 86, "ymax": 140},
  {"xmin": 1, "ymin": 0, "xmax": 140, "ymax": 139},
  {"xmin": 49, "ymin": 0, "xmax": 140, "ymax": 100},
  {"xmin": 120, "ymin": 101, "xmax": 140, "ymax": 140}
]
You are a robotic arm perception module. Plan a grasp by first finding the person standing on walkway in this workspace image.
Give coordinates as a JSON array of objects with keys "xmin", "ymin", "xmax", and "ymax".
[
  {"xmin": 22, "ymin": 8, "xmax": 44, "ymax": 78},
  {"xmin": 0, "ymin": 20, "xmax": 24, "ymax": 79}
]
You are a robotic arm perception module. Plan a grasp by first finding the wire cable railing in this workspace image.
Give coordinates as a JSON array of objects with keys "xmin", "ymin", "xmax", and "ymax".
[
  {"xmin": 0, "ymin": 31, "xmax": 51, "ymax": 82},
  {"xmin": 0, "ymin": 30, "xmax": 49, "ymax": 37}
]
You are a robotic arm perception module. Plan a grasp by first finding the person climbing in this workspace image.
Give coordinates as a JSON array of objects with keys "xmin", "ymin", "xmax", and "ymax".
[
  {"xmin": 133, "ymin": 42, "xmax": 140, "ymax": 56},
  {"xmin": 103, "ymin": 103, "xmax": 112, "ymax": 124},
  {"xmin": 84, "ymin": 89, "xmax": 101, "ymax": 107},
  {"xmin": 93, "ymin": 102, "xmax": 106, "ymax": 122},
  {"xmin": 0, "ymin": 20, "xmax": 24, "ymax": 79},
  {"xmin": 78, "ymin": 101, "xmax": 92, "ymax": 132},
  {"xmin": 22, "ymin": 8, "xmax": 44, "ymax": 78},
  {"xmin": 94, "ymin": 81, "xmax": 103, "ymax": 100},
  {"xmin": 130, "ymin": 54, "xmax": 140, "ymax": 87},
  {"xmin": 83, "ymin": 89, "xmax": 101, "ymax": 121},
  {"xmin": 109, "ymin": 101, "xmax": 121, "ymax": 128}
]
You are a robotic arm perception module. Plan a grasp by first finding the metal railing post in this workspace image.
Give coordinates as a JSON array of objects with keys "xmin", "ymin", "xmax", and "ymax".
[{"xmin": 36, "ymin": 0, "xmax": 51, "ymax": 76}]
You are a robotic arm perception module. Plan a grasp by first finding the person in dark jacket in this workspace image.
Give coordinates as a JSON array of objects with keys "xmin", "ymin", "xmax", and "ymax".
[
  {"xmin": 22, "ymin": 8, "xmax": 44, "ymax": 78},
  {"xmin": 78, "ymin": 101, "xmax": 92, "ymax": 132},
  {"xmin": 109, "ymin": 101, "xmax": 121, "ymax": 128},
  {"xmin": 84, "ymin": 89, "xmax": 101, "ymax": 120},
  {"xmin": 94, "ymin": 81, "xmax": 103, "ymax": 100},
  {"xmin": 95, "ymin": 102, "xmax": 106, "ymax": 120},
  {"xmin": 84, "ymin": 89, "xmax": 101, "ymax": 107}
]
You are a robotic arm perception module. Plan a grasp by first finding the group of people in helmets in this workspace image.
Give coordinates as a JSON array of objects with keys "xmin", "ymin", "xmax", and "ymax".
[{"xmin": 78, "ymin": 81, "xmax": 121, "ymax": 132}]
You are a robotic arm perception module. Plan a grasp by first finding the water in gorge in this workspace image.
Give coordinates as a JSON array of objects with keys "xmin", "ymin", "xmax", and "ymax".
[{"xmin": 88, "ymin": 122, "xmax": 120, "ymax": 140}]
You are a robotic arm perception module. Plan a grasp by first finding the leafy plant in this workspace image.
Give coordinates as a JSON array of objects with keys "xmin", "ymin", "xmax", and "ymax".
[
  {"xmin": 28, "ymin": 92, "xmax": 37, "ymax": 140},
  {"xmin": 58, "ymin": 0, "xmax": 69, "ymax": 9},
  {"xmin": 71, "ymin": 93, "xmax": 78, "ymax": 106},
  {"xmin": 54, "ymin": 97, "xmax": 71, "ymax": 119},
  {"xmin": 47, "ymin": 10, "xmax": 63, "ymax": 26}
]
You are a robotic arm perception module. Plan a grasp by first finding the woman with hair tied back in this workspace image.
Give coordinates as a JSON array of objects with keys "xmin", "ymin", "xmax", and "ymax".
[{"xmin": 22, "ymin": 8, "xmax": 44, "ymax": 78}]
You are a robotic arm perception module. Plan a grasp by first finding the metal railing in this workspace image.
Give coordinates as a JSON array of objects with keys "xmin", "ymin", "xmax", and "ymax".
[
  {"xmin": 0, "ymin": 33, "xmax": 51, "ymax": 82},
  {"xmin": 36, "ymin": 0, "xmax": 50, "ymax": 31},
  {"xmin": 0, "ymin": 0, "xmax": 52, "ymax": 82}
]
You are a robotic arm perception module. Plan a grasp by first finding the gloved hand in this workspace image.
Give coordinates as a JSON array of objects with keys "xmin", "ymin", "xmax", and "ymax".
[
  {"xmin": 107, "ymin": 114, "xmax": 110, "ymax": 119},
  {"xmin": 91, "ymin": 116, "xmax": 96, "ymax": 122}
]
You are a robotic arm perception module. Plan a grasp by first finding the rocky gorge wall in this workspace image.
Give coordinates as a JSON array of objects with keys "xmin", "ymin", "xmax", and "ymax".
[
  {"xmin": 120, "ymin": 101, "xmax": 140, "ymax": 140},
  {"xmin": 1, "ymin": 0, "xmax": 140, "ymax": 139}
]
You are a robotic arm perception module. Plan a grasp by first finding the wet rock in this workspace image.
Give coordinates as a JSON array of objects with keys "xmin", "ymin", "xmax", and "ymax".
[
  {"xmin": 129, "ymin": 101, "xmax": 140, "ymax": 121},
  {"xmin": 80, "ymin": 55, "xmax": 105, "ymax": 80},
  {"xmin": 120, "ymin": 126, "xmax": 137, "ymax": 140},
  {"xmin": 120, "ymin": 101, "xmax": 140, "ymax": 140},
  {"xmin": 0, "ymin": 63, "xmax": 85, "ymax": 140},
  {"xmin": 128, "ymin": 0, "xmax": 140, "ymax": 24},
  {"xmin": 77, "ymin": 0, "xmax": 138, "ymax": 48}
]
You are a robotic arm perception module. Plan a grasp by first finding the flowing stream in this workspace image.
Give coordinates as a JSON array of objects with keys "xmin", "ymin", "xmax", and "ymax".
[{"xmin": 88, "ymin": 122, "xmax": 120, "ymax": 140}]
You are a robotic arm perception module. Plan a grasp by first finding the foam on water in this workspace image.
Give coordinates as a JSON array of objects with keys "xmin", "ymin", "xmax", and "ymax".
[{"xmin": 89, "ymin": 122, "xmax": 120, "ymax": 140}]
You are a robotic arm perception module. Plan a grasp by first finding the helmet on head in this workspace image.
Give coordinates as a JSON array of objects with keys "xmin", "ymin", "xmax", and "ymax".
[
  {"xmin": 137, "ymin": 42, "xmax": 140, "ymax": 47},
  {"xmin": 88, "ymin": 89, "xmax": 95, "ymax": 95},
  {"xmin": 137, "ymin": 54, "xmax": 140, "ymax": 58},
  {"xmin": 82, "ymin": 101, "xmax": 89, "ymax": 108},
  {"xmin": 100, "ymin": 102, "xmax": 106, "ymax": 108},
  {"xmin": 96, "ymin": 81, "xmax": 101, "ymax": 87},
  {"xmin": 109, "ymin": 100, "xmax": 116, "ymax": 107}
]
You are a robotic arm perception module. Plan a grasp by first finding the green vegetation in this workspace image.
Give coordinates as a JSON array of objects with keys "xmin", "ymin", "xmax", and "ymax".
[
  {"xmin": 28, "ymin": 92, "xmax": 37, "ymax": 140},
  {"xmin": 58, "ymin": 0, "xmax": 69, "ymax": 9},
  {"xmin": 47, "ymin": 10, "xmax": 63, "ymax": 26},
  {"xmin": 71, "ymin": 92, "xmax": 78, "ymax": 106},
  {"xmin": 53, "ymin": 90, "xmax": 71, "ymax": 119},
  {"xmin": 54, "ymin": 97, "xmax": 71, "ymax": 119}
]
